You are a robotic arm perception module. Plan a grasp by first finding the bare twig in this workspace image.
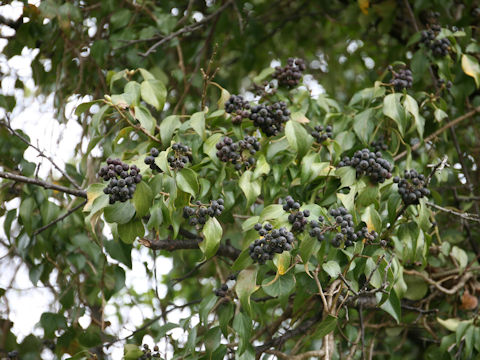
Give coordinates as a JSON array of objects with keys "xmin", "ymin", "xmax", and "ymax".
[
  {"xmin": 394, "ymin": 106, "xmax": 480, "ymax": 161},
  {"xmin": 140, "ymin": 0, "xmax": 234, "ymax": 57},
  {"xmin": 403, "ymin": 269, "xmax": 473, "ymax": 295},
  {"xmin": 1, "ymin": 117, "xmax": 81, "ymax": 189},
  {"xmin": 139, "ymin": 237, "xmax": 241, "ymax": 260},
  {"xmin": 0, "ymin": 171, "xmax": 87, "ymax": 198},
  {"xmin": 33, "ymin": 200, "xmax": 87, "ymax": 235},
  {"xmin": 426, "ymin": 202, "xmax": 480, "ymax": 223},
  {"xmin": 112, "ymin": 104, "xmax": 161, "ymax": 144}
]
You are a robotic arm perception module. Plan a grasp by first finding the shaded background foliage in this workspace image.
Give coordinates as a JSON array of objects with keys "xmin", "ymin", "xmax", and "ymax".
[{"xmin": 1, "ymin": 0, "xmax": 480, "ymax": 359}]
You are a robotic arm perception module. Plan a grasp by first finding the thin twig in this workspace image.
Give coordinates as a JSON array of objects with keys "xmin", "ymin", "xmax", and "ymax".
[
  {"xmin": 426, "ymin": 202, "xmax": 480, "ymax": 223},
  {"xmin": 33, "ymin": 200, "xmax": 87, "ymax": 235},
  {"xmin": 140, "ymin": 0, "xmax": 233, "ymax": 57},
  {"xmin": 1, "ymin": 117, "xmax": 82, "ymax": 189},
  {"xmin": 394, "ymin": 106, "xmax": 480, "ymax": 161},
  {"xmin": 112, "ymin": 104, "xmax": 161, "ymax": 144},
  {"xmin": 0, "ymin": 171, "xmax": 87, "ymax": 198}
]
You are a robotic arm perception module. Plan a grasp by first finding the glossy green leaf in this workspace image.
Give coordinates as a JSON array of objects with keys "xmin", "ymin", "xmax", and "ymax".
[
  {"xmin": 140, "ymin": 79, "xmax": 167, "ymax": 110},
  {"xmin": 200, "ymin": 217, "xmax": 223, "ymax": 258}
]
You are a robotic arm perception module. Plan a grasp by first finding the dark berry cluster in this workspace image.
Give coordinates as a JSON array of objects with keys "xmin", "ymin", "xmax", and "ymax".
[
  {"xmin": 225, "ymin": 95, "xmax": 251, "ymax": 125},
  {"xmin": 438, "ymin": 78, "xmax": 453, "ymax": 89},
  {"xmin": 98, "ymin": 158, "xmax": 142, "ymax": 204},
  {"xmin": 249, "ymin": 223, "xmax": 295, "ymax": 264},
  {"xmin": 168, "ymin": 143, "xmax": 191, "ymax": 170},
  {"xmin": 139, "ymin": 344, "xmax": 161, "ymax": 359},
  {"xmin": 338, "ymin": 149, "xmax": 393, "ymax": 184},
  {"xmin": 370, "ymin": 136, "xmax": 388, "ymax": 152},
  {"xmin": 183, "ymin": 199, "xmax": 224, "ymax": 226},
  {"xmin": 7, "ymin": 351, "xmax": 18, "ymax": 359},
  {"xmin": 420, "ymin": 26, "xmax": 450, "ymax": 57},
  {"xmin": 273, "ymin": 57, "xmax": 307, "ymax": 88},
  {"xmin": 393, "ymin": 169, "xmax": 430, "ymax": 205},
  {"xmin": 388, "ymin": 66, "xmax": 413, "ymax": 91},
  {"xmin": 249, "ymin": 101, "xmax": 290, "ymax": 137},
  {"xmin": 215, "ymin": 135, "xmax": 260, "ymax": 170},
  {"xmin": 309, "ymin": 216, "xmax": 325, "ymax": 241},
  {"xmin": 312, "ymin": 125, "xmax": 333, "ymax": 144},
  {"xmin": 329, "ymin": 207, "xmax": 377, "ymax": 247},
  {"xmin": 214, "ymin": 273, "xmax": 237, "ymax": 297},
  {"xmin": 144, "ymin": 147, "xmax": 162, "ymax": 172},
  {"xmin": 283, "ymin": 196, "xmax": 311, "ymax": 232}
]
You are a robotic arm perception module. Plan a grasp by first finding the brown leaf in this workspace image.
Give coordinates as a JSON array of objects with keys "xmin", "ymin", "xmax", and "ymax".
[{"xmin": 460, "ymin": 291, "xmax": 478, "ymax": 310}]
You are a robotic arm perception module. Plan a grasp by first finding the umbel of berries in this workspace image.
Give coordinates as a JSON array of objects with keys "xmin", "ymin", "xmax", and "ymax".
[
  {"xmin": 283, "ymin": 196, "xmax": 310, "ymax": 232},
  {"xmin": 249, "ymin": 223, "xmax": 295, "ymax": 264},
  {"xmin": 144, "ymin": 147, "xmax": 162, "ymax": 172},
  {"xmin": 215, "ymin": 135, "xmax": 260, "ymax": 171},
  {"xmin": 329, "ymin": 207, "xmax": 377, "ymax": 247},
  {"xmin": 420, "ymin": 25, "xmax": 450, "ymax": 57},
  {"xmin": 388, "ymin": 65, "xmax": 413, "ymax": 91},
  {"xmin": 249, "ymin": 101, "xmax": 290, "ymax": 137},
  {"xmin": 273, "ymin": 58, "xmax": 307, "ymax": 88},
  {"xmin": 393, "ymin": 169, "xmax": 430, "ymax": 205},
  {"xmin": 224, "ymin": 95, "xmax": 251, "ymax": 125},
  {"xmin": 338, "ymin": 148, "xmax": 393, "ymax": 184},
  {"xmin": 168, "ymin": 142, "xmax": 191, "ymax": 170},
  {"xmin": 98, "ymin": 158, "xmax": 142, "ymax": 204},
  {"xmin": 312, "ymin": 125, "xmax": 333, "ymax": 144},
  {"xmin": 371, "ymin": 136, "xmax": 388, "ymax": 153},
  {"xmin": 139, "ymin": 344, "xmax": 161, "ymax": 359},
  {"xmin": 183, "ymin": 199, "xmax": 224, "ymax": 226}
]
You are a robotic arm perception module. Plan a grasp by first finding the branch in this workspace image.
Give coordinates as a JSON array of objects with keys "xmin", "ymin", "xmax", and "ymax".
[
  {"xmin": 394, "ymin": 106, "xmax": 480, "ymax": 161},
  {"xmin": 138, "ymin": 237, "xmax": 241, "ymax": 260},
  {"xmin": 255, "ymin": 313, "xmax": 323, "ymax": 355},
  {"xmin": 1, "ymin": 118, "xmax": 82, "ymax": 189},
  {"xmin": 426, "ymin": 201, "xmax": 480, "ymax": 223},
  {"xmin": 0, "ymin": 14, "xmax": 22, "ymax": 30},
  {"xmin": 140, "ymin": 0, "xmax": 234, "ymax": 57},
  {"xmin": 33, "ymin": 200, "xmax": 87, "ymax": 236},
  {"xmin": 403, "ymin": 269, "xmax": 473, "ymax": 295},
  {"xmin": 0, "ymin": 171, "xmax": 87, "ymax": 198}
]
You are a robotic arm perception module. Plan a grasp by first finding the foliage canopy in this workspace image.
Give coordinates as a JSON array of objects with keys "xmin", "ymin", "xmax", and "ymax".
[{"xmin": 1, "ymin": 0, "xmax": 480, "ymax": 359}]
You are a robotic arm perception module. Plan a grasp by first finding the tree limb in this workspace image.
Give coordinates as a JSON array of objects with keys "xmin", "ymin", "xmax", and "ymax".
[
  {"xmin": 1, "ymin": 118, "xmax": 82, "ymax": 189},
  {"xmin": 139, "ymin": 237, "xmax": 241, "ymax": 260},
  {"xmin": 0, "ymin": 171, "xmax": 87, "ymax": 198},
  {"xmin": 394, "ymin": 106, "xmax": 480, "ymax": 161},
  {"xmin": 140, "ymin": 0, "xmax": 234, "ymax": 57},
  {"xmin": 33, "ymin": 200, "xmax": 87, "ymax": 236}
]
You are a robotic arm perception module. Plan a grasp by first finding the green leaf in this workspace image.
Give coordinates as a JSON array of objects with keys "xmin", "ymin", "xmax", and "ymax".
[
  {"xmin": 118, "ymin": 218, "xmax": 144, "ymax": 244},
  {"xmin": 203, "ymin": 133, "xmax": 223, "ymax": 162},
  {"xmin": 236, "ymin": 267, "xmax": 258, "ymax": 314},
  {"xmin": 231, "ymin": 249, "xmax": 253, "ymax": 272},
  {"xmin": 262, "ymin": 272, "xmax": 295, "ymax": 297},
  {"xmin": 299, "ymin": 235, "xmax": 319, "ymax": 264},
  {"xmin": 200, "ymin": 217, "xmax": 223, "ymax": 258},
  {"xmin": 217, "ymin": 87, "xmax": 230, "ymax": 109},
  {"xmin": 315, "ymin": 315, "xmax": 337, "ymax": 338},
  {"xmin": 132, "ymin": 181, "xmax": 153, "ymax": 218},
  {"xmin": 322, "ymin": 260, "xmax": 341, "ymax": 278},
  {"xmin": 232, "ymin": 313, "xmax": 252, "ymax": 355},
  {"xmin": 140, "ymin": 79, "xmax": 167, "ymax": 110},
  {"xmin": 434, "ymin": 108, "xmax": 448, "ymax": 122},
  {"xmin": 285, "ymin": 120, "xmax": 313, "ymax": 158},
  {"xmin": 124, "ymin": 344, "xmax": 143, "ymax": 360},
  {"xmin": 133, "ymin": 105, "xmax": 155, "ymax": 134},
  {"xmin": 242, "ymin": 216, "xmax": 260, "ymax": 232},
  {"xmin": 253, "ymin": 154, "xmax": 270, "ymax": 179},
  {"xmin": 403, "ymin": 273, "xmax": 428, "ymax": 301},
  {"xmin": 335, "ymin": 166, "xmax": 356, "ymax": 188},
  {"xmin": 75, "ymin": 100, "xmax": 101, "ymax": 116},
  {"xmin": 159, "ymin": 115, "xmax": 181, "ymax": 145},
  {"xmin": 40, "ymin": 312, "xmax": 67, "ymax": 337},
  {"xmin": 239, "ymin": 170, "xmax": 261, "ymax": 207},
  {"xmin": 253, "ymin": 67, "xmax": 275, "ymax": 83},
  {"xmin": 190, "ymin": 111, "xmax": 206, "ymax": 139},
  {"xmin": 104, "ymin": 202, "xmax": 136, "ymax": 224},
  {"xmin": 403, "ymin": 94, "xmax": 425, "ymax": 138},
  {"xmin": 378, "ymin": 289, "xmax": 401, "ymax": 324},
  {"xmin": 461, "ymin": 54, "xmax": 480, "ymax": 88},
  {"xmin": 383, "ymin": 93, "xmax": 407, "ymax": 135},
  {"xmin": 353, "ymin": 108, "xmax": 374, "ymax": 144},
  {"xmin": 259, "ymin": 204, "xmax": 284, "ymax": 222},
  {"xmin": 176, "ymin": 168, "xmax": 199, "ymax": 197},
  {"xmin": 451, "ymin": 246, "xmax": 468, "ymax": 270},
  {"xmin": 437, "ymin": 317, "xmax": 463, "ymax": 332}
]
